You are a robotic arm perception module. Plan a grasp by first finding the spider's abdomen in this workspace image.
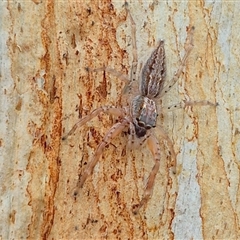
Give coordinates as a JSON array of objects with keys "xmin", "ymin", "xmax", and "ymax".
[{"xmin": 140, "ymin": 40, "xmax": 166, "ymax": 98}]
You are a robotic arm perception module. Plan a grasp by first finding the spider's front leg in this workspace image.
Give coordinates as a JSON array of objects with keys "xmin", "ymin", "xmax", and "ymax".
[
  {"xmin": 157, "ymin": 128, "xmax": 177, "ymax": 174},
  {"xmin": 132, "ymin": 134, "xmax": 161, "ymax": 214},
  {"xmin": 73, "ymin": 120, "xmax": 129, "ymax": 197}
]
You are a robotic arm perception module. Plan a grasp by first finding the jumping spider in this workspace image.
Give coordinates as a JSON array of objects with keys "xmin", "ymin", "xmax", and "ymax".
[{"xmin": 62, "ymin": 5, "xmax": 215, "ymax": 214}]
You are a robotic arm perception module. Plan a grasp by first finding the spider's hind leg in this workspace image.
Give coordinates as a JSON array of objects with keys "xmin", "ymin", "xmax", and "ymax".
[
  {"xmin": 86, "ymin": 66, "xmax": 130, "ymax": 86},
  {"xmin": 159, "ymin": 26, "xmax": 195, "ymax": 98}
]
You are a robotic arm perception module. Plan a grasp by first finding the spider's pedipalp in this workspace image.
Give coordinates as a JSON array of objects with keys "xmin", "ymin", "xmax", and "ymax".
[
  {"xmin": 73, "ymin": 120, "xmax": 129, "ymax": 196},
  {"xmin": 127, "ymin": 122, "xmax": 150, "ymax": 149},
  {"xmin": 62, "ymin": 106, "xmax": 125, "ymax": 140}
]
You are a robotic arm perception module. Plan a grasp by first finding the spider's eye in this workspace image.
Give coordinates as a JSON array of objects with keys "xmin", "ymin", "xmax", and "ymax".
[
  {"xmin": 138, "ymin": 121, "xmax": 145, "ymax": 127},
  {"xmin": 136, "ymin": 117, "xmax": 145, "ymax": 127}
]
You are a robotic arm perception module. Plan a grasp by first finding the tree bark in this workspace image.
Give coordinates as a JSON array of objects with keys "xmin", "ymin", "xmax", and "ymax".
[{"xmin": 1, "ymin": 1, "xmax": 239, "ymax": 239}]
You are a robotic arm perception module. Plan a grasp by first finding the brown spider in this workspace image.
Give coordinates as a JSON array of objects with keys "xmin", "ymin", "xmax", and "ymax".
[{"xmin": 62, "ymin": 4, "xmax": 214, "ymax": 214}]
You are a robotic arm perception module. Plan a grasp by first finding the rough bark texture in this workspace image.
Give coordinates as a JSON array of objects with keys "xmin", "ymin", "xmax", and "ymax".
[{"xmin": 1, "ymin": 1, "xmax": 239, "ymax": 239}]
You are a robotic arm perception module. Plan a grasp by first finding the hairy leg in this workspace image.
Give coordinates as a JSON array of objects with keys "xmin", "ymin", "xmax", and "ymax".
[
  {"xmin": 159, "ymin": 26, "xmax": 195, "ymax": 98},
  {"xmin": 86, "ymin": 66, "xmax": 130, "ymax": 85},
  {"xmin": 165, "ymin": 99, "xmax": 218, "ymax": 111},
  {"xmin": 62, "ymin": 106, "xmax": 125, "ymax": 140},
  {"xmin": 124, "ymin": 2, "xmax": 138, "ymax": 94},
  {"xmin": 73, "ymin": 120, "xmax": 129, "ymax": 196},
  {"xmin": 157, "ymin": 128, "xmax": 177, "ymax": 174},
  {"xmin": 132, "ymin": 134, "xmax": 161, "ymax": 214}
]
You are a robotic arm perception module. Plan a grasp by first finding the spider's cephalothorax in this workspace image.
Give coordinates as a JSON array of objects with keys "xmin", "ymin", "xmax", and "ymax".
[
  {"xmin": 131, "ymin": 95, "xmax": 158, "ymax": 138},
  {"xmin": 62, "ymin": 4, "xmax": 199, "ymax": 214}
]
